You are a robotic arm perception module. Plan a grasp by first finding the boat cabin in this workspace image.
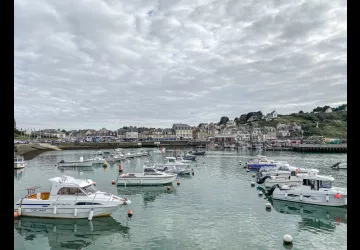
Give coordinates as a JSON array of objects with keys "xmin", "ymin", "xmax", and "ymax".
[
  {"xmin": 165, "ymin": 157, "xmax": 177, "ymax": 163},
  {"xmin": 25, "ymin": 176, "xmax": 98, "ymax": 200},
  {"xmin": 299, "ymin": 173, "xmax": 334, "ymax": 190},
  {"xmin": 143, "ymin": 167, "xmax": 163, "ymax": 175}
]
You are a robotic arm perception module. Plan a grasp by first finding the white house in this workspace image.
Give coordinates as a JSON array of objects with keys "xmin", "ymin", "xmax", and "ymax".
[
  {"xmin": 125, "ymin": 132, "xmax": 138, "ymax": 140},
  {"xmin": 266, "ymin": 110, "xmax": 278, "ymax": 119},
  {"xmin": 172, "ymin": 124, "xmax": 192, "ymax": 140},
  {"xmin": 325, "ymin": 107, "xmax": 332, "ymax": 113}
]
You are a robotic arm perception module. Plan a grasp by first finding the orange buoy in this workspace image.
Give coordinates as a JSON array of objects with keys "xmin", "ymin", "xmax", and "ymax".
[
  {"xmin": 335, "ymin": 193, "xmax": 341, "ymax": 199},
  {"xmin": 177, "ymin": 180, "xmax": 180, "ymax": 186},
  {"xmin": 167, "ymin": 186, "xmax": 171, "ymax": 191},
  {"xmin": 128, "ymin": 209, "xmax": 133, "ymax": 218},
  {"xmin": 119, "ymin": 164, "xmax": 123, "ymax": 172},
  {"xmin": 111, "ymin": 180, "xmax": 116, "ymax": 185},
  {"xmin": 14, "ymin": 211, "xmax": 19, "ymax": 218}
]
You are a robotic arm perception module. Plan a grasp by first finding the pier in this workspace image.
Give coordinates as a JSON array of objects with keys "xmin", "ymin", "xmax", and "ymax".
[{"xmin": 291, "ymin": 144, "xmax": 347, "ymax": 153}]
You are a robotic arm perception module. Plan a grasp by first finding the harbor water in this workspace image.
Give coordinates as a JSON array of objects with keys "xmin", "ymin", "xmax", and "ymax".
[{"xmin": 14, "ymin": 149, "xmax": 347, "ymax": 250}]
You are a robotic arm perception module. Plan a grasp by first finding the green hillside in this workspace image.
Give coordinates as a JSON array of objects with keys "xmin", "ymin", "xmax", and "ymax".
[{"xmin": 256, "ymin": 111, "xmax": 347, "ymax": 138}]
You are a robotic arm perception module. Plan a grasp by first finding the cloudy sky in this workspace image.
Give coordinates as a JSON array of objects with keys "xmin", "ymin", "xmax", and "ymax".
[{"xmin": 14, "ymin": 0, "xmax": 347, "ymax": 130}]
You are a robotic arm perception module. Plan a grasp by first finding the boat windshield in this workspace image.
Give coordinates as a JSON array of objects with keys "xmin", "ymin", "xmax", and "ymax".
[{"xmin": 82, "ymin": 184, "xmax": 98, "ymax": 194}]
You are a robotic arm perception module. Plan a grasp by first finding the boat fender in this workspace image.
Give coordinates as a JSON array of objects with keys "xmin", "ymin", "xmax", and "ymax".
[
  {"xmin": 300, "ymin": 194, "xmax": 303, "ymax": 201},
  {"xmin": 285, "ymin": 192, "xmax": 288, "ymax": 199},
  {"xmin": 88, "ymin": 208, "xmax": 94, "ymax": 221},
  {"xmin": 74, "ymin": 208, "xmax": 77, "ymax": 217},
  {"xmin": 326, "ymin": 195, "xmax": 329, "ymax": 202},
  {"xmin": 53, "ymin": 206, "xmax": 57, "ymax": 215},
  {"xmin": 344, "ymin": 197, "xmax": 347, "ymax": 205}
]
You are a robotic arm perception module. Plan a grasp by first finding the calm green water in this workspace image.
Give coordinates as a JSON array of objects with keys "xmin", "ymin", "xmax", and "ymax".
[{"xmin": 14, "ymin": 149, "xmax": 347, "ymax": 250}]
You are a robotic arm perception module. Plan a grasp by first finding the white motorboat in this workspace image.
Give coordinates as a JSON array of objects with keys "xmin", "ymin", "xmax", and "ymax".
[
  {"xmin": 266, "ymin": 172, "xmax": 347, "ymax": 207},
  {"xmin": 257, "ymin": 164, "xmax": 313, "ymax": 178},
  {"xmin": 15, "ymin": 176, "xmax": 130, "ymax": 218},
  {"xmin": 56, "ymin": 157, "xmax": 93, "ymax": 167},
  {"xmin": 117, "ymin": 167, "xmax": 177, "ymax": 186},
  {"xmin": 331, "ymin": 162, "xmax": 347, "ymax": 170},
  {"xmin": 86, "ymin": 156, "xmax": 106, "ymax": 164},
  {"xmin": 113, "ymin": 153, "xmax": 126, "ymax": 161},
  {"xmin": 154, "ymin": 165, "xmax": 191, "ymax": 175},
  {"xmin": 176, "ymin": 156, "xmax": 193, "ymax": 163},
  {"xmin": 14, "ymin": 155, "xmax": 25, "ymax": 169},
  {"xmin": 246, "ymin": 155, "xmax": 280, "ymax": 170},
  {"xmin": 96, "ymin": 151, "xmax": 103, "ymax": 155},
  {"xmin": 260, "ymin": 169, "xmax": 320, "ymax": 188}
]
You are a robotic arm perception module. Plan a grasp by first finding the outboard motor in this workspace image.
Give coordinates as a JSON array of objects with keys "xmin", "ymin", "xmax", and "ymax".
[
  {"xmin": 331, "ymin": 162, "xmax": 341, "ymax": 169},
  {"xmin": 257, "ymin": 175, "xmax": 271, "ymax": 184},
  {"xmin": 265, "ymin": 184, "xmax": 280, "ymax": 196},
  {"xmin": 59, "ymin": 160, "xmax": 65, "ymax": 163}
]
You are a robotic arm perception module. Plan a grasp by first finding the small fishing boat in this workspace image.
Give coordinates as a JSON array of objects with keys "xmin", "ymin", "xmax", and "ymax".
[
  {"xmin": 266, "ymin": 172, "xmax": 347, "ymax": 207},
  {"xmin": 87, "ymin": 156, "xmax": 106, "ymax": 164},
  {"xmin": 14, "ymin": 155, "xmax": 25, "ymax": 169},
  {"xmin": 331, "ymin": 162, "xmax": 347, "ymax": 170},
  {"xmin": 258, "ymin": 169, "xmax": 320, "ymax": 188},
  {"xmin": 15, "ymin": 176, "xmax": 130, "ymax": 218},
  {"xmin": 154, "ymin": 165, "xmax": 191, "ymax": 175},
  {"xmin": 246, "ymin": 155, "xmax": 279, "ymax": 170},
  {"xmin": 176, "ymin": 156, "xmax": 193, "ymax": 163},
  {"xmin": 56, "ymin": 157, "xmax": 94, "ymax": 167},
  {"xmin": 189, "ymin": 150, "xmax": 206, "ymax": 156},
  {"xmin": 117, "ymin": 167, "xmax": 177, "ymax": 186},
  {"xmin": 184, "ymin": 154, "xmax": 196, "ymax": 161}
]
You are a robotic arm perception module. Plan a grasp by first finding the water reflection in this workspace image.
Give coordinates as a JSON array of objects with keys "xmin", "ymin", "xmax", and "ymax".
[
  {"xmin": 14, "ymin": 217, "xmax": 130, "ymax": 249},
  {"xmin": 117, "ymin": 186, "xmax": 176, "ymax": 206},
  {"xmin": 271, "ymin": 199, "xmax": 347, "ymax": 232},
  {"xmin": 14, "ymin": 168, "xmax": 25, "ymax": 179}
]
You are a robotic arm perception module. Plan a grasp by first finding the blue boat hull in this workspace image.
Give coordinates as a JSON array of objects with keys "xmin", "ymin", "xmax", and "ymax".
[{"xmin": 247, "ymin": 164, "xmax": 277, "ymax": 170}]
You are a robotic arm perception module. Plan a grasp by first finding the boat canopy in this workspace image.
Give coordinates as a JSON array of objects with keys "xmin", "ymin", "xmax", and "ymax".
[{"xmin": 49, "ymin": 176, "xmax": 95, "ymax": 188}]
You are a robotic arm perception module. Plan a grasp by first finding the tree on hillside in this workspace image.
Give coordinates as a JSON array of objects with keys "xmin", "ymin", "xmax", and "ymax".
[
  {"xmin": 219, "ymin": 116, "xmax": 229, "ymax": 125},
  {"xmin": 333, "ymin": 104, "xmax": 347, "ymax": 112},
  {"xmin": 313, "ymin": 106, "xmax": 323, "ymax": 112},
  {"xmin": 246, "ymin": 112, "xmax": 255, "ymax": 121},
  {"xmin": 299, "ymin": 110, "xmax": 304, "ymax": 114}
]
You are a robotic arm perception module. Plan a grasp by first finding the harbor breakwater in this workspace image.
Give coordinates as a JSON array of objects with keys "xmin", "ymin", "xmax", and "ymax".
[{"xmin": 15, "ymin": 141, "xmax": 347, "ymax": 160}]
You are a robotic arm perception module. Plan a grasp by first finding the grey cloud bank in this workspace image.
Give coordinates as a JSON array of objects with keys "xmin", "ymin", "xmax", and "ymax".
[{"xmin": 14, "ymin": 0, "xmax": 347, "ymax": 130}]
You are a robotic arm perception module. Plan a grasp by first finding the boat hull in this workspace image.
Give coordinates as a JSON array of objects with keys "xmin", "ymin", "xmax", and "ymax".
[
  {"xmin": 117, "ymin": 175, "xmax": 177, "ymax": 186},
  {"xmin": 247, "ymin": 163, "xmax": 277, "ymax": 170},
  {"xmin": 14, "ymin": 162, "xmax": 25, "ymax": 169},
  {"xmin": 272, "ymin": 188, "xmax": 347, "ymax": 207},
  {"xmin": 16, "ymin": 205, "xmax": 121, "ymax": 219},
  {"xmin": 57, "ymin": 161, "xmax": 93, "ymax": 167}
]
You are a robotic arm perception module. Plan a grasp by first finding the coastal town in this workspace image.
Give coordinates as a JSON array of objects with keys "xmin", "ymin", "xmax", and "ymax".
[{"xmin": 15, "ymin": 104, "xmax": 347, "ymax": 150}]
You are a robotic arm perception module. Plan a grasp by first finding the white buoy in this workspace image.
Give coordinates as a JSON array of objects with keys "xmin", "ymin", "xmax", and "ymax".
[
  {"xmin": 246, "ymin": 169, "xmax": 250, "ymax": 172},
  {"xmin": 53, "ymin": 206, "xmax": 57, "ymax": 215},
  {"xmin": 80, "ymin": 157, "xmax": 83, "ymax": 162},
  {"xmin": 74, "ymin": 208, "xmax": 77, "ymax": 217},
  {"xmin": 251, "ymin": 182, "xmax": 255, "ymax": 187},
  {"xmin": 300, "ymin": 194, "xmax": 303, "ymax": 201},
  {"xmin": 283, "ymin": 234, "xmax": 293, "ymax": 245},
  {"xmin": 18, "ymin": 207, "xmax": 22, "ymax": 216},
  {"xmin": 89, "ymin": 221, "xmax": 93, "ymax": 232},
  {"xmin": 285, "ymin": 192, "xmax": 288, "ymax": 199},
  {"xmin": 344, "ymin": 197, "xmax": 347, "ymax": 205},
  {"xmin": 326, "ymin": 195, "xmax": 329, "ymax": 202},
  {"xmin": 266, "ymin": 203, "xmax": 271, "ymax": 210},
  {"xmin": 258, "ymin": 191, "xmax": 263, "ymax": 196},
  {"xmin": 88, "ymin": 208, "xmax": 94, "ymax": 221},
  {"xmin": 74, "ymin": 223, "xmax": 77, "ymax": 233}
]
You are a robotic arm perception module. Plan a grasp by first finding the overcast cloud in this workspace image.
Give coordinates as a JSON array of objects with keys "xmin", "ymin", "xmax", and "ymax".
[{"xmin": 14, "ymin": 0, "xmax": 347, "ymax": 130}]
